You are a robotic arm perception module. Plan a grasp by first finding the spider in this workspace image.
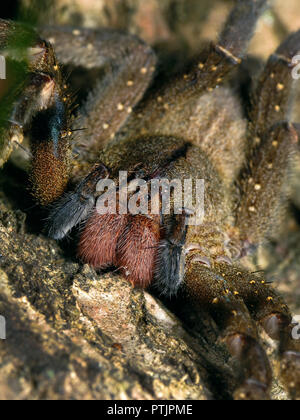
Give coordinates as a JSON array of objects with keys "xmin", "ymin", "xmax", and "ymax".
[{"xmin": 1, "ymin": 0, "xmax": 300, "ymax": 400}]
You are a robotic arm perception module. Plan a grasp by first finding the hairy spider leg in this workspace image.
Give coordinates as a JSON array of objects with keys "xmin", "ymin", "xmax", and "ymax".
[
  {"xmin": 185, "ymin": 261, "xmax": 272, "ymax": 400},
  {"xmin": 212, "ymin": 263, "xmax": 300, "ymax": 400},
  {"xmin": 128, "ymin": 0, "xmax": 268, "ymax": 121},
  {"xmin": 236, "ymin": 122, "xmax": 298, "ymax": 244},
  {"xmin": 249, "ymin": 30, "xmax": 300, "ymax": 138},
  {"xmin": 232, "ymin": 30, "xmax": 300, "ymax": 400},
  {"xmin": 39, "ymin": 26, "xmax": 157, "ymax": 158},
  {"xmin": 0, "ymin": 19, "xmax": 71, "ymax": 205},
  {"xmin": 48, "ymin": 163, "xmax": 109, "ymax": 239},
  {"xmin": 154, "ymin": 210, "xmax": 193, "ymax": 297}
]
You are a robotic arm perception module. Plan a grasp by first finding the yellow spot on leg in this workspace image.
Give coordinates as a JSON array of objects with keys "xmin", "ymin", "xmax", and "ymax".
[{"xmin": 277, "ymin": 83, "xmax": 284, "ymax": 91}]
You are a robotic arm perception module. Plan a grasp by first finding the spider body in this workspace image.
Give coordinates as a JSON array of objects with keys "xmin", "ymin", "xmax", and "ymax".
[{"xmin": 1, "ymin": 0, "xmax": 300, "ymax": 400}]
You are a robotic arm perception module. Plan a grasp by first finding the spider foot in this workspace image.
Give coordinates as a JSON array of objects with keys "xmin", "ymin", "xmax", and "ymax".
[
  {"xmin": 280, "ymin": 351, "xmax": 300, "ymax": 400},
  {"xmin": 226, "ymin": 333, "xmax": 271, "ymax": 400},
  {"xmin": 234, "ymin": 379, "xmax": 269, "ymax": 401},
  {"xmin": 263, "ymin": 312, "xmax": 300, "ymax": 399}
]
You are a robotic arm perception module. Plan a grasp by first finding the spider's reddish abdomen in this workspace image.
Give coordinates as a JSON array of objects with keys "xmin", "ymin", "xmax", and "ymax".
[
  {"xmin": 78, "ymin": 213, "xmax": 160, "ymax": 288},
  {"xmin": 78, "ymin": 212, "xmax": 129, "ymax": 269},
  {"xmin": 116, "ymin": 215, "xmax": 161, "ymax": 288}
]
